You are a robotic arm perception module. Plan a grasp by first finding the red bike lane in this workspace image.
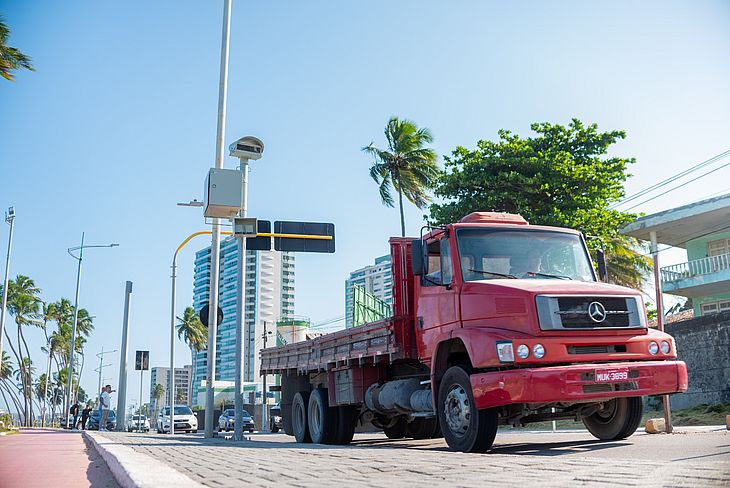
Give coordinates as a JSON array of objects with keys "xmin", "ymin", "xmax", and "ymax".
[{"xmin": 0, "ymin": 429, "xmax": 119, "ymax": 488}]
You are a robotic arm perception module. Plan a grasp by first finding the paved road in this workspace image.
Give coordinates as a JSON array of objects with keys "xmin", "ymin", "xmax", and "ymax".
[
  {"xmin": 97, "ymin": 427, "xmax": 729, "ymax": 488},
  {"xmin": 0, "ymin": 429, "xmax": 119, "ymax": 488}
]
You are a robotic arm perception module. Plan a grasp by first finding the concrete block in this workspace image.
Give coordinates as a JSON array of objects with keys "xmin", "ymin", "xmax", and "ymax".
[
  {"xmin": 645, "ymin": 418, "xmax": 666, "ymax": 434},
  {"xmin": 726, "ymin": 415, "xmax": 729, "ymax": 430}
]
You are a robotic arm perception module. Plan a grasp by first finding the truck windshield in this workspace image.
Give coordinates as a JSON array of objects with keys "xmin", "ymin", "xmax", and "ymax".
[{"xmin": 457, "ymin": 228, "xmax": 595, "ymax": 282}]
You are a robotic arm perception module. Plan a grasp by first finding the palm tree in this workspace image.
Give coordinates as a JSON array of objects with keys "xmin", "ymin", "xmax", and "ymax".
[
  {"xmin": 0, "ymin": 17, "xmax": 33, "ymax": 82},
  {"xmin": 176, "ymin": 307, "xmax": 207, "ymax": 364},
  {"xmin": 153, "ymin": 383, "xmax": 166, "ymax": 417},
  {"xmin": 363, "ymin": 117, "xmax": 439, "ymax": 237},
  {"xmin": 604, "ymin": 236, "xmax": 653, "ymax": 289},
  {"xmin": 0, "ymin": 351, "xmax": 23, "ymax": 422}
]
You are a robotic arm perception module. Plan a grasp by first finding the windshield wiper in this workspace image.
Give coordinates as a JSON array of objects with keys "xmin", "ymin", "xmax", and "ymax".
[
  {"xmin": 468, "ymin": 268, "xmax": 517, "ymax": 279},
  {"xmin": 526, "ymin": 271, "xmax": 572, "ymax": 280}
]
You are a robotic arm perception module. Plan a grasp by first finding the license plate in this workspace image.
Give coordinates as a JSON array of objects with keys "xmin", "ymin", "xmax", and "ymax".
[{"xmin": 594, "ymin": 368, "xmax": 629, "ymax": 383}]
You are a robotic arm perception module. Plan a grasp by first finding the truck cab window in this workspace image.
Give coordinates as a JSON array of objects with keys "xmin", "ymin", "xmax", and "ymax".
[{"xmin": 424, "ymin": 238, "xmax": 452, "ymax": 287}]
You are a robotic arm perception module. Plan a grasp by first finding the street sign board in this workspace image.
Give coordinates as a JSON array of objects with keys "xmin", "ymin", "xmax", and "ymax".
[
  {"xmin": 199, "ymin": 305, "xmax": 224, "ymax": 327},
  {"xmin": 274, "ymin": 221, "xmax": 335, "ymax": 253},
  {"xmin": 245, "ymin": 220, "xmax": 272, "ymax": 251},
  {"xmin": 135, "ymin": 350, "xmax": 149, "ymax": 371}
]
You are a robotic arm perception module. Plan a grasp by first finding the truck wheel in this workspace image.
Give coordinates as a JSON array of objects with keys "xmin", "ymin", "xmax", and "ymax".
[
  {"xmin": 383, "ymin": 417, "xmax": 407, "ymax": 439},
  {"xmin": 582, "ymin": 397, "xmax": 643, "ymax": 440},
  {"xmin": 308, "ymin": 388, "xmax": 339, "ymax": 444},
  {"xmin": 333, "ymin": 406, "xmax": 357, "ymax": 445},
  {"xmin": 292, "ymin": 391, "xmax": 312, "ymax": 443},
  {"xmin": 438, "ymin": 366, "xmax": 498, "ymax": 453},
  {"xmin": 406, "ymin": 417, "xmax": 439, "ymax": 439}
]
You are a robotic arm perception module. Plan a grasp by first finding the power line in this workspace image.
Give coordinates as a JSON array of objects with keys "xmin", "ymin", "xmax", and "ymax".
[{"xmin": 612, "ymin": 149, "xmax": 730, "ymax": 209}]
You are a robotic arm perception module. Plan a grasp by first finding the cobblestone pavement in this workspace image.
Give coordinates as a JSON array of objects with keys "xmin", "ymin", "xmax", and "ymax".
[{"xmin": 98, "ymin": 428, "xmax": 729, "ymax": 488}]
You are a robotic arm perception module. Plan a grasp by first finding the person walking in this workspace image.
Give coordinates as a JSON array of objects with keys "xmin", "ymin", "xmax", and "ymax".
[
  {"xmin": 69, "ymin": 401, "xmax": 80, "ymax": 430},
  {"xmin": 99, "ymin": 385, "xmax": 113, "ymax": 431},
  {"xmin": 81, "ymin": 403, "xmax": 92, "ymax": 430}
]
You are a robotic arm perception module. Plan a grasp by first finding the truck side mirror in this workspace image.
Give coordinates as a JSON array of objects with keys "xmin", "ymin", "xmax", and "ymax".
[
  {"xmin": 596, "ymin": 249, "xmax": 607, "ymax": 282},
  {"xmin": 411, "ymin": 240, "xmax": 424, "ymax": 276}
]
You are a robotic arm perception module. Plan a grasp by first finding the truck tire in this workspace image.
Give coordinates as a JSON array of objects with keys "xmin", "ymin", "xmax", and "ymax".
[
  {"xmin": 383, "ymin": 417, "xmax": 407, "ymax": 439},
  {"xmin": 292, "ymin": 391, "xmax": 311, "ymax": 443},
  {"xmin": 406, "ymin": 417, "xmax": 439, "ymax": 439},
  {"xmin": 333, "ymin": 406, "xmax": 357, "ymax": 445},
  {"xmin": 438, "ymin": 366, "xmax": 498, "ymax": 453},
  {"xmin": 582, "ymin": 397, "xmax": 643, "ymax": 440},
  {"xmin": 307, "ymin": 388, "xmax": 339, "ymax": 444}
]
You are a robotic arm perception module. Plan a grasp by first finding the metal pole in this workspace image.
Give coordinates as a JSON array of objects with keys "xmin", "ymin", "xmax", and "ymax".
[
  {"xmin": 234, "ymin": 159, "xmax": 249, "ymax": 441},
  {"xmin": 0, "ymin": 208, "xmax": 15, "ymax": 373},
  {"xmin": 261, "ymin": 321, "xmax": 268, "ymax": 433},
  {"xmin": 650, "ymin": 231, "xmax": 673, "ymax": 433},
  {"xmin": 116, "ymin": 281, "xmax": 132, "ymax": 431},
  {"xmin": 139, "ymin": 368, "xmax": 143, "ymax": 433},
  {"xmin": 97, "ymin": 346, "xmax": 104, "ymax": 395},
  {"xmin": 65, "ymin": 233, "xmax": 84, "ymax": 424},
  {"xmin": 170, "ymin": 256, "xmax": 177, "ymax": 436},
  {"xmin": 205, "ymin": 0, "xmax": 233, "ymax": 439}
]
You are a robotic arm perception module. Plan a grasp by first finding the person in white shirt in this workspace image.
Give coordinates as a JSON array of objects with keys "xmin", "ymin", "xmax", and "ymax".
[{"xmin": 99, "ymin": 384, "xmax": 113, "ymax": 431}]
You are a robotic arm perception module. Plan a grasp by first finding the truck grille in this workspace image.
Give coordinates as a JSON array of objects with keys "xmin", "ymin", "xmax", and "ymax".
[
  {"xmin": 536, "ymin": 295, "xmax": 645, "ymax": 331},
  {"xmin": 567, "ymin": 345, "xmax": 627, "ymax": 355}
]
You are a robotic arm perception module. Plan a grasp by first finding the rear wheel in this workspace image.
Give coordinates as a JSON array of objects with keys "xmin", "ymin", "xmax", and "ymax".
[
  {"xmin": 582, "ymin": 397, "xmax": 643, "ymax": 440},
  {"xmin": 383, "ymin": 417, "xmax": 407, "ymax": 439},
  {"xmin": 292, "ymin": 391, "xmax": 311, "ymax": 443},
  {"xmin": 308, "ymin": 388, "xmax": 339, "ymax": 444},
  {"xmin": 438, "ymin": 366, "xmax": 498, "ymax": 453}
]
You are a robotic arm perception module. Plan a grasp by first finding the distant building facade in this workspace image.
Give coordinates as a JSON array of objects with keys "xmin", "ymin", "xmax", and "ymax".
[
  {"xmin": 191, "ymin": 237, "xmax": 295, "ymax": 403},
  {"xmin": 345, "ymin": 254, "xmax": 392, "ymax": 328},
  {"xmin": 149, "ymin": 365, "xmax": 193, "ymax": 411}
]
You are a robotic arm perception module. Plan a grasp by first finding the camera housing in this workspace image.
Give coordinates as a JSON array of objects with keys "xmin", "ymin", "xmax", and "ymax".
[{"xmin": 229, "ymin": 136, "xmax": 264, "ymax": 160}]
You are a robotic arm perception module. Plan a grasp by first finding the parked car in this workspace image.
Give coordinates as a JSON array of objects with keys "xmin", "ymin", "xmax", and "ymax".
[
  {"xmin": 269, "ymin": 404, "xmax": 282, "ymax": 433},
  {"xmin": 157, "ymin": 405, "xmax": 198, "ymax": 434},
  {"xmin": 126, "ymin": 415, "xmax": 150, "ymax": 432},
  {"xmin": 218, "ymin": 408, "xmax": 254, "ymax": 433},
  {"xmin": 86, "ymin": 409, "xmax": 116, "ymax": 431}
]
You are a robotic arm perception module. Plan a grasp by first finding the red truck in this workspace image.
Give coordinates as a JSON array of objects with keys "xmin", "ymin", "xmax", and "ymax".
[{"xmin": 260, "ymin": 212, "xmax": 688, "ymax": 453}]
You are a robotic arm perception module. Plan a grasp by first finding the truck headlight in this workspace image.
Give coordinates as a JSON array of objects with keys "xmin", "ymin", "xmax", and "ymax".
[
  {"xmin": 533, "ymin": 344, "xmax": 545, "ymax": 359},
  {"xmin": 660, "ymin": 340, "xmax": 671, "ymax": 354},
  {"xmin": 648, "ymin": 341, "xmax": 659, "ymax": 355},
  {"xmin": 516, "ymin": 344, "xmax": 530, "ymax": 359},
  {"xmin": 496, "ymin": 341, "xmax": 514, "ymax": 362}
]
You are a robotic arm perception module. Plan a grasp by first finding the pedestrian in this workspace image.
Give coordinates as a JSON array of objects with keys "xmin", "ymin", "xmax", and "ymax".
[
  {"xmin": 99, "ymin": 384, "xmax": 113, "ymax": 431},
  {"xmin": 81, "ymin": 403, "xmax": 92, "ymax": 430},
  {"xmin": 69, "ymin": 401, "xmax": 80, "ymax": 430}
]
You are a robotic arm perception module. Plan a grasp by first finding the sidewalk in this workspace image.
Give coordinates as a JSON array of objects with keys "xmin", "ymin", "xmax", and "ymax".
[{"xmin": 0, "ymin": 428, "xmax": 119, "ymax": 488}]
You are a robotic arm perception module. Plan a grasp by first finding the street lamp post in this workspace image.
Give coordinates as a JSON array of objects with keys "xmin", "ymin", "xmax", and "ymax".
[
  {"xmin": 63, "ymin": 235, "xmax": 118, "ymax": 425},
  {"xmin": 0, "ymin": 207, "xmax": 16, "ymax": 372},
  {"xmin": 95, "ymin": 346, "xmax": 116, "ymax": 397}
]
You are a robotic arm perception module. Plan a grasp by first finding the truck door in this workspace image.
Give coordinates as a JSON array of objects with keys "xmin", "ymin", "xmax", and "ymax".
[{"xmin": 417, "ymin": 236, "xmax": 459, "ymax": 359}]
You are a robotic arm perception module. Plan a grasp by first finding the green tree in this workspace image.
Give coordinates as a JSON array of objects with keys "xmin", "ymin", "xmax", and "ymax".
[
  {"xmin": 428, "ymin": 119, "xmax": 651, "ymax": 287},
  {"xmin": 0, "ymin": 351, "xmax": 23, "ymax": 422},
  {"xmin": 363, "ymin": 116, "xmax": 439, "ymax": 237},
  {"xmin": 176, "ymin": 306, "xmax": 207, "ymax": 364},
  {"xmin": 0, "ymin": 17, "xmax": 33, "ymax": 81},
  {"xmin": 153, "ymin": 383, "xmax": 166, "ymax": 417}
]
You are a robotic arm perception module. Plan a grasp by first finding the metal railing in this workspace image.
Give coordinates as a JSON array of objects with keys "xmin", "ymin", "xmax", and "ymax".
[{"xmin": 660, "ymin": 253, "xmax": 730, "ymax": 283}]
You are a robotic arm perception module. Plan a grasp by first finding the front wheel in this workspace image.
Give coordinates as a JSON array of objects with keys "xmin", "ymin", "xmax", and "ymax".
[
  {"xmin": 582, "ymin": 397, "xmax": 643, "ymax": 440},
  {"xmin": 438, "ymin": 366, "xmax": 498, "ymax": 453}
]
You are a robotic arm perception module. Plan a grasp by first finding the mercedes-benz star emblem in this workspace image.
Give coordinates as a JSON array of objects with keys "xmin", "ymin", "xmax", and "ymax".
[{"xmin": 588, "ymin": 301, "xmax": 607, "ymax": 323}]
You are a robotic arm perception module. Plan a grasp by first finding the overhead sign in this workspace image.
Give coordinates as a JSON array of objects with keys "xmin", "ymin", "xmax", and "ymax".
[
  {"xmin": 135, "ymin": 350, "xmax": 149, "ymax": 371},
  {"xmin": 199, "ymin": 305, "xmax": 224, "ymax": 327},
  {"xmin": 245, "ymin": 220, "xmax": 272, "ymax": 251},
  {"xmin": 274, "ymin": 221, "xmax": 335, "ymax": 253}
]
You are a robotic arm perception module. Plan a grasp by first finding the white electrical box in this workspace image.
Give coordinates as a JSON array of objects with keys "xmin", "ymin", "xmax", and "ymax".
[{"xmin": 204, "ymin": 168, "xmax": 243, "ymax": 218}]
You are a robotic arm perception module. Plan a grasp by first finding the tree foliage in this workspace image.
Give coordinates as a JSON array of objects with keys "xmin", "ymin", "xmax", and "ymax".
[
  {"xmin": 0, "ymin": 17, "xmax": 33, "ymax": 81},
  {"xmin": 428, "ymin": 119, "xmax": 651, "ymax": 287},
  {"xmin": 363, "ymin": 117, "xmax": 439, "ymax": 236}
]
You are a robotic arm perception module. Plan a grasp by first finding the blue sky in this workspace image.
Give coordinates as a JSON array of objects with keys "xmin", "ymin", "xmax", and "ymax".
[{"xmin": 1, "ymin": 1, "xmax": 729, "ymax": 410}]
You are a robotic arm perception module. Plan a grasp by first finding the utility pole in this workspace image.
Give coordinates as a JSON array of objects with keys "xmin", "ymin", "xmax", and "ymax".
[
  {"xmin": 650, "ymin": 231, "xmax": 673, "ymax": 433},
  {"xmin": 116, "ymin": 281, "xmax": 132, "ymax": 431},
  {"xmin": 0, "ymin": 207, "xmax": 15, "ymax": 373},
  {"xmin": 234, "ymin": 157, "xmax": 249, "ymax": 441},
  {"xmin": 261, "ymin": 321, "xmax": 270, "ymax": 432},
  {"xmin": 205, "ymin": 0, "xmax": 233, "ymax": 439},
  {"xmin": 96, "ymin": 346, "xmax": 117, "ymax": 396}
]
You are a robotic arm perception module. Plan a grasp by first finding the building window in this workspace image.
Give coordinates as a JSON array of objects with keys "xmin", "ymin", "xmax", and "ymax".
[
  {"xmin": 708, "ymin": 238, "xmax": 730, "ymax": 257},
  {"xmin": 701, "ymin": 299, "xmax": 730, "ymax": 316}
]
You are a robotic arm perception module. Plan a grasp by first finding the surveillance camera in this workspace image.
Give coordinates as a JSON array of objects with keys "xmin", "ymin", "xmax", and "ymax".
[
  {"xmin": 229, "ymin": 136, "xmax": 264, "ymax": 161},
  {"xmin": 7, "ymin": 207, "xmax": 14, "ymax": 218}
]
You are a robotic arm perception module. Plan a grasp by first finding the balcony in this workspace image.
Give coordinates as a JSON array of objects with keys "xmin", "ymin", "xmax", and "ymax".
[{"xmin": 660, "ymin": 253, "xmax": 730, "ymax": 297}]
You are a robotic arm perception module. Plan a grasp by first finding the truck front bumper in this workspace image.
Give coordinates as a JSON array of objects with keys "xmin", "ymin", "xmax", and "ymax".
[{"xmin": 469, "ymin": 360, "xmax": 688, "ymax": 410}]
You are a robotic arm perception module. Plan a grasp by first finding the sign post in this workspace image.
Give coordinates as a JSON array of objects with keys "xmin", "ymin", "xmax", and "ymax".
[{"xmin": 135, "ymin": 350, "xmax": 149, "ymax": 433}]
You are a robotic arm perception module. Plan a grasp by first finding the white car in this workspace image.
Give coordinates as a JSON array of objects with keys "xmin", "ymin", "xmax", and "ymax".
[
  {"xmin": 157, "ymin": 405, "xmax": 198, "ymax": 434},
  {"xmin": 126, "ymin": 415, "xmax": 150, "ymax": 432}
]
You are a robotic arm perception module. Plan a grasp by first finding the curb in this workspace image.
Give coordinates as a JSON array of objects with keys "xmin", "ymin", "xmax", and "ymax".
[{"xmin": 84, "ymin": 431, "xmax": 202, "ymax": 488}]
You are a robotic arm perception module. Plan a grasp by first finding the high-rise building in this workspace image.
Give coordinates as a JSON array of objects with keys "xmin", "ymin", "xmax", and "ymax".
[
  {"xmin": 191, "ymin": 237, "xmax": 295, "ymax": 403},
  {"xmin": 149, "ymin": 365, "xmax": 193, "ymax": 411},
  {"xmin": 344, "ymin": 254, "xmax": 392, "ymax": 328}
]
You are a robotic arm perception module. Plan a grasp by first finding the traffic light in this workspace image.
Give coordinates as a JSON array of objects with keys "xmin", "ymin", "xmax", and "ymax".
[{"xmin": 274, "ymin": 221, "xmax": 335, "ymax": 253}]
